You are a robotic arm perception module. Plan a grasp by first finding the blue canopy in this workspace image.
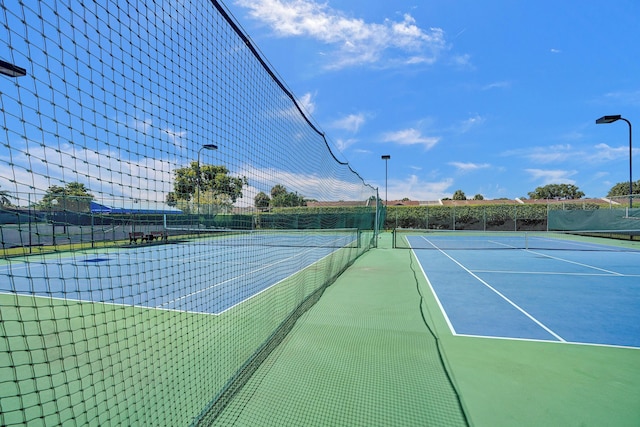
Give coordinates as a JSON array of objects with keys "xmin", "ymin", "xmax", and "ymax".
[{"xmin": 90, "ymin": 201, "xmax": 182, "ymax": 215}]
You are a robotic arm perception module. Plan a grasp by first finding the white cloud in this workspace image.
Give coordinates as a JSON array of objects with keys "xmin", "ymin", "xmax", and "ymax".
[
  {"xmin": 602, "ymin": 90, "xmax": 640, "ymax": 105},
  {"xmin": 448, "ymin": 161, "xmax": 491, "ymax": 172},
  {"xmin": 550, "ymin": 48, "xmax": 561, "ymax": 54},
  {"xmin": 481, "ymin": 81, "xmax": 511, "ymax": 91},
  {"xmin": 526, "ymin": 144, "xmax": 576, "ymax": 163},
  {"xmin": 457, "ymin": 114, "xmax": 485, "ymax": 133},
  {"xmin": 334, "ymin": 137, "xmax": 358, "ymax": 152},
  {"xmin": 332, "ymin": 113, "xmax": 366, "ymax": 133},
  {"xmin": 503, "ymin": 144, "xmax": 584, "ymax": 164},
  {"xmin": 162, "ymin": 128, "xmax": 187, "ymax": 147},
  {"xmin": 352, "ymin": 148, "xmax": 372, "ymax": 155},
  {"xmin": 525, "ymin": 169, "xmax": 577, "ymax": 185},
  {"xmin": 297, "ymin": 92, "xmax": 316, "ymax": 114},
  {"xmin": 590, "ymin": 143, "xmax": 631, "ymax": 161},
  {"xmin": 386, "ymin": 174, "xmax": 452, "ymax": 200},
  {"xmin": 450, "ymin": 53, "xmax": 473, "ymax": 69},
  {"xmin": 1, "ymin": 141, "xmax": 176, "ymax": 204},
  {"xmin": 234, "ymin": 0, "xmax": 446, "ymax": 69},
  {"xmin": 234, "ymin": 163, "xmax": 376, "ymax": 206},
  {"xmin": 131, "ymin": 117, "xmax": 153, "ymax": 133},
  {"xmin": 381, "ymin": 128, "xmax": 440, "ymax": 149}
]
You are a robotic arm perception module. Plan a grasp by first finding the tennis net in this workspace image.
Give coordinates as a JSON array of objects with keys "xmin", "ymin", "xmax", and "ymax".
[
  {"xmin": 0, "ymin": 1, "xmax": 382, "ymax": 426},
  {"xmin": 393, "ymin": 229, "xmax": 640, "ymax": 251},
  {"xmin": 165, "ymin": 227, "xmax": 361, "ymax": 248}
]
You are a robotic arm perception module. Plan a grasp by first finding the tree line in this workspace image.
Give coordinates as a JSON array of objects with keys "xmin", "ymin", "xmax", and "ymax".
[
  {"xmin": 445, "ymin": 181, "xmax": 640, "ymax": 201},
  {"xmin": 3, "ymin": 178, "xmax": 639, "ymax": 212},
  {"xmin": 0, "ymin": 161, "xmax": 305, "ymax": 213}
]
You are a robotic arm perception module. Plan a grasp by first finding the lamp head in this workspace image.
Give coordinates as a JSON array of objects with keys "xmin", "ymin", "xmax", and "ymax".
[
  {"xmin": 381, "ymin": 155, "xmax": 391, "ymax": 160},
  {"xmin": 202, "ymin": 144, "xmax": 218, "ymax": 150},
  {"xmin": 595, "ymin": 115, "xmax": 622, "ymax": 124},
  {"xmin": 0, "ymin": 60, "xmax": 27, "ymax": 77}
]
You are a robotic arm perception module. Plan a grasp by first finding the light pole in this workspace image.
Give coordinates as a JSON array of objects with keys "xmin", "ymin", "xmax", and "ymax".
[
  {"xmin": 381, "ymin": 155, "xmax": 390, "ymax": 205},
  {"xmin": 197, "ymin": 144, "xmax": 218, "ymax": 218},
  {"xmin": 596, "ymin": 115, "xmax": 633, "ymax": 208}
]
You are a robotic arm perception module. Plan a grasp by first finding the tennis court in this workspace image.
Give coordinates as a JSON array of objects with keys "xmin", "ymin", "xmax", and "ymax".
[
  {"xmin": 401, "ymin": 231, "xmax": 640, "ymax": 348},
  {"xmin": 2, "ymin": 0, "xmax": 638, "ymax": 425},
  {"xmin": 0, "ymin": 230, "xmax": 359, "ymax": 315}
]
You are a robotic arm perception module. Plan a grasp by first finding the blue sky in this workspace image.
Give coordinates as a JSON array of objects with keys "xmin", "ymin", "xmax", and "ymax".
[{"xmin": 223, "ymin": 0, "xmax": 640, "ymax": 200}]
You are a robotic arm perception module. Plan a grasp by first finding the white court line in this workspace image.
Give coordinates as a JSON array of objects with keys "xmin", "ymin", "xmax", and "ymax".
[
  {"xmin": 410, "ymin": 247, "xmax": 458, "ymax": 335},
  {"xmin": 490, "ymin": 239, "xmax": 627, "ymax": 276},
  {"xmin": 523, "ymin": 249, "xmax": 625, "ymax": 276},
  {"xmin": 156, "ymin": 251, "xmax": 306, "ymax": 308},
  {"xmin": 453, "ymin": 332, "xmax": 640, "ymax": 350},
  {"xmin": 472, "ymin": 269, "xmax": 640, "ymax": 277},
  {"xmin": 420, "ymin": 237, "xmax": 566, "ymax": 342},
  {"xmin": 156, "ymin": 244, "xmax": 338, "ymax": 310}
]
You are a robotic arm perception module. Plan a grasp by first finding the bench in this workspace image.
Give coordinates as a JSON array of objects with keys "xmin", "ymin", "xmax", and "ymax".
[
  {"xmin": 146, "ymin": 231, "xmax": 167, "ymax": 242},
  {"xmin": 129, "ymin": 232, "xmax": 146, "ymax": 243}
]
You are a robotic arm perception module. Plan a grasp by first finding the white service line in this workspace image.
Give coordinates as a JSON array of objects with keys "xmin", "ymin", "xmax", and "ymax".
[
  {"xmin": 421, "ymin": 237, "xmax": 566, "ymax": 342},
  {"xmin": 472, "ymin": 270, "xmax": 638, "ymax": 277},
  {"xmin": 491, "ymin": 238, "xmax": 626, "ymax": 276},
  {"xmin": 524, "ymin": 249, "xmax": 625, "ymax": 276}
]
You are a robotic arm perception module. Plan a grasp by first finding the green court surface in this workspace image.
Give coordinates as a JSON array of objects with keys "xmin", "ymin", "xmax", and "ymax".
[{"xmin": 213, "ymin": 233, "xmax": 640, "ymax": 426}]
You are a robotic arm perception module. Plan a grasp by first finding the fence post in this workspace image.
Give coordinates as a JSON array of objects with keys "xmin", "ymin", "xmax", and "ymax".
[
  {"xmin": 483, "ymin": 206, "xmax": 486, "ymax": 231},
  {"xmin": 28, "ymin": 193, "xmax": 32, "ymax": 253}
]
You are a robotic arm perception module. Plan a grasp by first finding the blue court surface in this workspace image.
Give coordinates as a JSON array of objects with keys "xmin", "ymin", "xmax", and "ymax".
[
  {"xmin": 1, "ymin": 233, "xmax": 356, "ymax": 315},
  {"xmin": 409, "ymin": 235, "xmax": 640, "ymax": 348}
]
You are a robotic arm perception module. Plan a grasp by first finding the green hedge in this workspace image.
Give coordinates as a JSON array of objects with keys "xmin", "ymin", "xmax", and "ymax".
[{"xmin": 383, "ymin": 204, "xmax": 550, "ymax": 230}]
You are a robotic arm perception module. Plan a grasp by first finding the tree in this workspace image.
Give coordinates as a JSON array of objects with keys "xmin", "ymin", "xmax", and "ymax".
[
  {"xmin": 270, "ymin": 184, "xmax": 287, "ymax": 199},
  {"xmin": 166, "ymin": 192, "xmax": 178, "ymax": 207},
  {"xmin": 271, "ymin": 190, "xmax": 305, "ymax": 207},
  {"xmin": 264, "ymin": 185, "xmax": 307, "ymax": 208},
  {"xmin": 0, "ymin": 186, "xmax": 13, "ymax": 207},
  {"xmin": 607, "ymin": 180, "xmax": 640, "ymax": 197},
  {"xmin": 254, "ymin": 191, "xmax": 271, "ymax": 211},
  {"xmin": 528, "ymin": 184, "xmax": 584, "ymax": 200},
  {"xmin": 473, "ymin": 194, "xmax": 484, "ymax": 200},
  {"xmin": 170, "ymin": 162, "xmax": 248, "ymax": 212},
  {"xmin": 452, "ymin": 190, "xmax": 466, "ymax": 200},
  {"xmin": 36, "ymin": 182, "xmax": 94, "ymax": 211}
]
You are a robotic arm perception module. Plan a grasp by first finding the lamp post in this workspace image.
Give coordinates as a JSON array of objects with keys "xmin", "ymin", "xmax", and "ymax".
[
  {"xmin": 596, "ymin": 115, "xmax": 633, "ymax": 208},
  {"xmin": 381, "ymin": 155, "xmax": 390, "ymax": 206},
  {"xmin": 0, "ymin": 59, "xmax": 27, "ymax": 77},
  {"xmin": 197, "ymin": 144, "xmax": 218, "ymax": 218}
]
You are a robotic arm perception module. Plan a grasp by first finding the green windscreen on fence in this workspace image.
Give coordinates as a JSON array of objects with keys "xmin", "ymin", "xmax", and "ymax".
[
  {"xmin": 0, "ymin": 1, "xmax": 379, "ymax": 425},
  {"xmin": 548, "ymin": 208, "xmax": 640, "ymax": 232}
]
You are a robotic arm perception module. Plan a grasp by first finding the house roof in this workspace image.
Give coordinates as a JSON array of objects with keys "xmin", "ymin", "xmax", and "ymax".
[{"xmin": 306, "ymin": 201, "xmax": 370, "ymax": 208}]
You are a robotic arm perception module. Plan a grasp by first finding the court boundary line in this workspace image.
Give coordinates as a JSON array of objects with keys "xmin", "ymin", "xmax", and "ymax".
[
  {"xmin": 9, "ymin": 287, "xmax": 634, "ymax": 350},
  {"xmin": 419, "ymin": 237, "xmax": 566, "ymax": 342},
  {"xmin": 410, "ymin": 248, "xmax": 458, "ymax": 334},
  {"xmin": 156, "ymin": 245, "xmax": 340, "ymax": 312},
  {"xmin": 0, "ymin": 290, "xmax": 218, "ymax": 316},
  {"xmin": 217, "ymin": 245, "xmax": 349, "ymax": 315},
  {"xmin": 1, "ymin": 243, "xmax": 351, "ymax": 317},
  {"xmin": 453, "ymin": 332, "xmax": 640, "ymax": 350},
  {"xmin": 0, "ymin": 246, "xmax": 345, "ymax": 317}
]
